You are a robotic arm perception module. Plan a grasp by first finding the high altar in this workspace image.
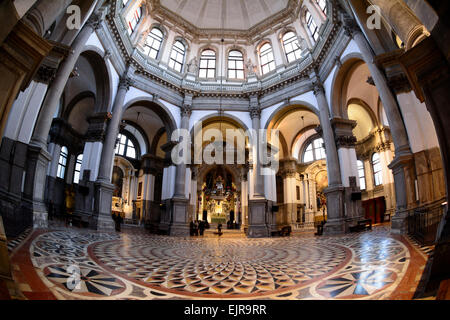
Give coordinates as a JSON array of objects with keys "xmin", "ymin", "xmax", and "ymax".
[{"xmin": 199, "ymin": 169, "xmax": 238, "ymax": 224}]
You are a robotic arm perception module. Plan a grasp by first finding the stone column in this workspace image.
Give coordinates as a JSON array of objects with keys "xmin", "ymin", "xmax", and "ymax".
[
  {"xmin": 169, "ymin": 104, "xmax": 191, "ymax": 236},
  {"xmin": 344, "ymin": 20, "xmax": 415, "ymax": 234},
  {"xmin": 30, "ymin": 13, "xmax": 103, "ymax": 150},
  {"xmin": 248, "ymin": 101, "xmax": 269, "ymax": 238},
  {"xmin": 94, "ymin": 75, "xmax": 133, "ymax": 231},
  {"xmin": 23, "ymin": 0, "xmax": 73, "ymax": 37},
  {"xmin": 368, "ymin": 0, "xmax": 429, "ymax": 49},
  {"xmin": 311, "ymin": 78, "xmax": 345, "ymax": 234},
  {"xmin": 281, "ymin": 159, "xmax": 297, "ymax": 227},
  {"xmin": 332, "ymin": 118, "xmax": 364, "ymax": 230}
]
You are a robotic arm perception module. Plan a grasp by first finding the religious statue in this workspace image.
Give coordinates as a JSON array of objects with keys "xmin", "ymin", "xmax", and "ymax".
[
  {"xmin": 245, "ymin": 58, "xmax": 256, "ymax": 75},
  {"xmin": 215, "ymin": 176, "xmax": 224, "ymax": 195},
  {"xmin": 187, "ymin": 57, "xmax": 199, "ymax": 73}
]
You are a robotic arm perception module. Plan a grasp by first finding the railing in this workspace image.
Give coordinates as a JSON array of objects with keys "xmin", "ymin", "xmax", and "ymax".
[{"xmin": 407, "ymin": 203, "xmax": 445, "ymax": 246}]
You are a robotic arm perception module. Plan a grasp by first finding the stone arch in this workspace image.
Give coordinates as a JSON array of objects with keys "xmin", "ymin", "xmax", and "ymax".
[
  {"xmin": 330, "ymin": 54, "xmax": 366, "ymax": 118},
  {"xmin": 121, "ymin": 120, "xmax": 150, "ymax": 157},
  {"xmin": 347, "ymin": 97, "xmax": 379, "ymax": 128},
  {"xmin": 264, "ymin": 102, "xmax": 320, "ymax": 130},
  {"xmin": 79, "ymin": 48, "xmax": 113, "ymax": 113},
  {"xmin": 123, "ymin": 98, "xmax": 178, "ymax": 137}
]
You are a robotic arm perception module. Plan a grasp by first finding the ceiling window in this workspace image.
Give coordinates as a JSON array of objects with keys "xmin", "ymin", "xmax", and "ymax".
[
  {"xmin": 73, "ymin": 154, "xmax": 83, "ymax": 184},
  {"xmin": 372, "ymin": 153, "xmax": 383, "ymax": 187},
  {"xmin": 143, "ymin": 27, "xmax": 164, "ymax": 59},
  {"xmin": 357, "ymin": 160, "xmax": 366, "ymax": 191},
  {"xmin": 57, "ymin": 146, "xmax": 69, "ymax": 179},
  {"xmin": 168, "ymin": 40, "xmax": 186, "ymax": 72},
  {"xmin": 306, "ymin": 10, "xmax": 319, "ymax": 42},
  {"xmin": 283, "ymin": 31, "xmax": 303, "ymax": 63},
  {"xmin": 228, "ymin": 50, "xmax": 244, "ymax": 79},
  {"xmin": 303, "ymin": 138, "xmax": 326, "ymax": 163},
  {"xmin": 115, "ymin": 133, "xmax": 137, "ymax": 159},
  {"xmin": 127, "ymin": 6, "xmax": 142, "ymax": 35},
  {"xmin": 316, "ymin": 0, "xmax": 328, "ymax": 15},
  {"xmin": 199, "ymin": 49, "xmax": 216, "ymax": 79},
  {"xmin": 260, "ymin": 43, "xmax": 276, "ymax": 75}
]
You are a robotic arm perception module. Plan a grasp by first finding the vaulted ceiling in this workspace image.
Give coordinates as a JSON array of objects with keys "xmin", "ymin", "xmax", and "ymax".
[{"xmin": 159, "ymin": 0, "xmax": 290, "ymax": 30}]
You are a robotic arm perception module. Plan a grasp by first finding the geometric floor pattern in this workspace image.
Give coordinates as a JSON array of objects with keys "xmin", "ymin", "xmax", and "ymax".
[{"xmin": 6, "ymin": 225, "xmax": 428, "ymax": 300}]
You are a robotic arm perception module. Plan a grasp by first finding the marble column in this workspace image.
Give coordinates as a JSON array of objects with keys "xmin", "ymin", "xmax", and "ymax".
[
  {"xmin": 368, "ymin": 0, "xmax": 429, "ymax": 49},
  {"xmin": 23, "ymin": 0, "xmax": 73, "ymax": 37},
  {"xmin": 169, "ymin": 104, "xmax": 191, "ymax": 236},
  {"xmin": 344, "ymin": 20, "xmax": 415, "ymax": 234},
  {"xmin": 248, "ymin": 102, "xmax": 269, "ymax": 238},
  {"xmin": 30, "ymin": 13, "xmax": 103, "ymax": 150},
  {"xmin": 94, "ymin": 75, "xmax": 132, "ymax": 231},
  {"xmin": 332, "ymin": 118, "xmax": 364, "ymax": 229},
  {"xmin": 311, "ymin": 78, "xmax": 345, "ymax": 234}
]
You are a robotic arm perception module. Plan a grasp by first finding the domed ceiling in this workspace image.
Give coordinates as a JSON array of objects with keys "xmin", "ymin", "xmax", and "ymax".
[{"xmin": 159, "ymin": 0, "xmax": 291, "ymax": 30}]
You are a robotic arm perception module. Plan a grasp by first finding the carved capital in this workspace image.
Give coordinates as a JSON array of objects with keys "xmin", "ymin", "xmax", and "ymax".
[
  {"xmin": 35, "ymin": 65, "xmax": 57, "ymax": 84},
  {"xmin": 119, "ymin": 76, "xmax": 133, "ymax": 91},
  {"xmin": 312, "ymin": 81, "xmax": 325, "ymax": 96},
  {"xmin": 86, "ymin": 13, "xmax": 103, "ymax": 30},
  {"xmin": 249, "ymin": 106, "xmax": 261, "ymax": 120},
  {"xmin": 335, "ymin": 135, "xmax": 357, "ymax": 148},
  {"xmin": 181, "ymin": 104, "xmax": 192, "ymax": 118}
]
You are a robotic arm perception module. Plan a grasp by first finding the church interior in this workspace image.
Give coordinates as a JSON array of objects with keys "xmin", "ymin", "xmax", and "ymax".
[{"xmin": 1, "ymin": 0, "xmax": 450, "ymax": 301}]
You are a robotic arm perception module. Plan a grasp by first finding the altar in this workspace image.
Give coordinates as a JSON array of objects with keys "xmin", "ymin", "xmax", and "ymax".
[{"xmin": 199, "ymin": 168, "xmax": 239, "ymax": 224}]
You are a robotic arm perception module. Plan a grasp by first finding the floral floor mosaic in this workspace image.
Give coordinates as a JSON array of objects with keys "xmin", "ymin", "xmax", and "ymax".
[{"xmin": 6, "ymin": 225, "xmax": 428, "ymax": 300}]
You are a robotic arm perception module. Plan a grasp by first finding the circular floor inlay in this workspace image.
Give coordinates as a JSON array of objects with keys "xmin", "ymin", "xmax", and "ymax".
[{"xmin": 89, "ymin": 237, "xmax": 351, "ymax": 297}]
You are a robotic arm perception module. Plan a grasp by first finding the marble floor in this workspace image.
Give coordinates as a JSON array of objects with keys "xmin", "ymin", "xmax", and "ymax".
[{"xmin": 3, "ymin": 225, "xmax": 430, "ymax": 300}]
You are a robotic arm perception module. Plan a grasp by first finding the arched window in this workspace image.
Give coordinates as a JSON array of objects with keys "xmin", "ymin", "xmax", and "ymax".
[
  {"xmin": 73, "ymin": 154, "xmax": 83, "ymax": 184},
  {"xmin": 57, "ymin": 146, "xmax": 68, "ymax": 179},
  {"xmin": 115, "ymin": 133, "xmax": 137, "ymax": 159},
  {"xmin": 306, "ymin": 10, "xmax": 319, "ymax": 42},
  {"xmin": 199, "ymin": 49, "xmax": 216, "ymax": 79},
  {"xmin": 316, "ymin": 0, "xmax": 328, "ymax": 15},
  {"xmin": 303, "ymin": 138, "xmax": 326, "ymax": 163},
  {"xmin": 144, "ymin": 27, "xmax": 164, "ymax": 59},
  {"xmin": 372, "ymin": 153, "xmax": 383, "ymax": 186},
  {"xmin": 357, "ymin": 160, "xmax": 366, "ymax": 191},
  {"xmin": 228, "ymin": 50, "xmax": 244, "ymax": 79},
  {"xmin": 168, "ymin": 40, "xmax": 186, "ymax": 72},
  {"xmin": 127, "ymin": 6, "xmax": 142, "ymax": 35},
  {"xmin": 282, "ymin": 31, "xmax": 302, "ymax": 63},
  {"xmin": 260, "ymin": 43, "xmax": 276, "ymax": 75}
]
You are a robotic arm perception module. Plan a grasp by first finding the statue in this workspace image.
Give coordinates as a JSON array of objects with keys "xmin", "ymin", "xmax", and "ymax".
[
  {"xmin": 246, "ymin": 58, "xmax": 256, "ymax": 75},
  {"xmin": 187, "ymin": 57, "xmax": 198, "ymax": 73}
]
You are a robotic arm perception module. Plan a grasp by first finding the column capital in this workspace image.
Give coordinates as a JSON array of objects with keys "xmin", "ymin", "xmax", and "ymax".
[
  {"xmin": 249, "ymin": 106, "xmax": 261, "ymax": 120},
  {"xmin": 119, "ymin": 76, "xmax": 133, "ymax": 91},
  {"xmin": 86, "ymin": 12, "xmax": 103, "ymax": 31},
  {"xmin": 312, "ymin": 80, "xmax": 325, "ymax": 96},
  {"xmin": 181, "ymin": 104, "xmax": 192, "ymax": 118}
]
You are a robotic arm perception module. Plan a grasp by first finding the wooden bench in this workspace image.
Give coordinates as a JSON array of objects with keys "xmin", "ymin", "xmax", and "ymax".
[{"xmin": 349, "ymin": 219, "xmax": 372, "ymax": 233}]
